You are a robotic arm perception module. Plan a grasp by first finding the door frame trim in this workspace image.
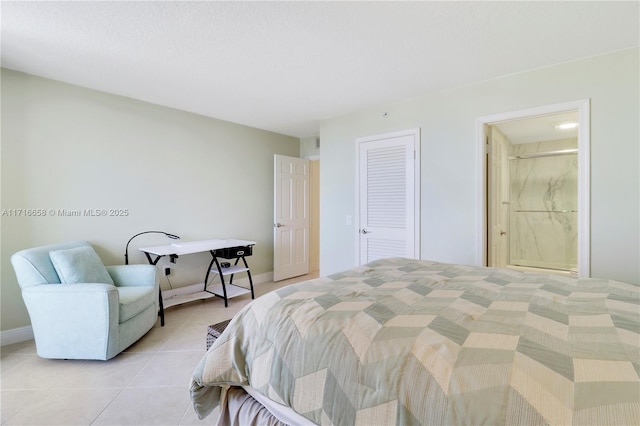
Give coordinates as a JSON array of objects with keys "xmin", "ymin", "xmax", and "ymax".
[
  {"xmin": 476, "ymin": 99, "xmax": 591, "ymax": 277},
  {"xmin": 355, "ymin": 128, "xmax": 421, "ymax": 265}
]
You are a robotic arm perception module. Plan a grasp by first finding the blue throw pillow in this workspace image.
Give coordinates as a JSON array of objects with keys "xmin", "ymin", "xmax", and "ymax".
[{"xmin": 49, "ymin": 246, "xmax": 114, "ymax": 285}]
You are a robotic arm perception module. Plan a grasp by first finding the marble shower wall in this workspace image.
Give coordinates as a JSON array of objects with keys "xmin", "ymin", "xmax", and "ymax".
[{"xmin": 509, "ymin": 138, "xmax": 578, "ymax": 271}]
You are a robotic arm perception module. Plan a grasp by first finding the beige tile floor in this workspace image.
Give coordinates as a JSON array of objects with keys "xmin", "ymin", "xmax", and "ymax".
[{"xmin": 1, "ymin": 273, "xmax": 317, "ymax": 425}]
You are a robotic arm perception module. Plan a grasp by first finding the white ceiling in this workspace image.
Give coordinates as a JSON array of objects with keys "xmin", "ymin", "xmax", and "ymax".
[
  {"xmin": 494, "ymin": 111, "xmax": 579, "ymax": 144},
  {"xmin": 1, "ymin": 1, "xmax": 638, "ymax": 138}
]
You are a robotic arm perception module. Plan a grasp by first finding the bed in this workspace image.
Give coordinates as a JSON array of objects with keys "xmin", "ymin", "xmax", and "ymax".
[{"xmin": 190, "ymin": 258, "xmax": 639, "ymax": 425}]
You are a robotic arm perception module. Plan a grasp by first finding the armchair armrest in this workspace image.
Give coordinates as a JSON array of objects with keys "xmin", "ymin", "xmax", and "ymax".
[
  {"xmin": 106, "ymin": 264, "xmax": 158, "ymax": 287},
  {"xmin": 22, "ymin": 283, "xmax": 118, "ymax": 317},
  {"xmin": 21, "ymin": 283, "xmax": 120, "ymax": 359},
  {"xmin": 23, "ymin": 282, "xmax": 116, "ymax": 294}
]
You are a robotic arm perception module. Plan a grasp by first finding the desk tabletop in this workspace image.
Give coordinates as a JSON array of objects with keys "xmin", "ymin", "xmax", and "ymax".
[{"xmin": 139, "ymin": 238, "xmax": 256, "ymax": 256}]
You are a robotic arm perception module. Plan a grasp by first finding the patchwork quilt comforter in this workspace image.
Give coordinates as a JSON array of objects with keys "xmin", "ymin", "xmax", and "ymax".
[{"xmin": 190, "ymin": 258, "xmax": 640, "ymax": 425}]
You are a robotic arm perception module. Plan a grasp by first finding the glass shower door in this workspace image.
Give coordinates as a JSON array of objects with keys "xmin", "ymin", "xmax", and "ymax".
[{"xmin": 509, "ymin": 151, "xmax": 578, "ymax": 272}]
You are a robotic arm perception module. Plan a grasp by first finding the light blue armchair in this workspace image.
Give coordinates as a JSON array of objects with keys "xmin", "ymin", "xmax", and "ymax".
[{"xmin": 10, "ymin": 240, "xmax": 159, "ymax": 360}]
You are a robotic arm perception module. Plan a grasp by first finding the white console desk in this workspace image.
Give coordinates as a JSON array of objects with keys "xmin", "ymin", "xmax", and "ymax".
[{"xmin": 139, "ymin": 239, "xmax": 256, "ymax": 326}]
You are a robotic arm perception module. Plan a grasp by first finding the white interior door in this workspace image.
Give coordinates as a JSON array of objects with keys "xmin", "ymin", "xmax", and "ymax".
[
  {"xmin": 357, "ymin": 129, "xmax": 420, "ymax": 265},
  {"xmin": 273, "ymin": 155, "xmax": 310, "ymax": 281}
]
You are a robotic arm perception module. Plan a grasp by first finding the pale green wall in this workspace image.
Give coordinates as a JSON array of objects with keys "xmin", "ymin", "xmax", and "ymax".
[
  {"xmin": 1, "ymin": 69, "xmax": 299, "ymax": 331},
  {"xmin": 319, "ymin": 48, "xmax": 639, "ymax": 285},
  {"xmin": 300, "ymin": 136, "xmax": 320, "ymax": 158}
]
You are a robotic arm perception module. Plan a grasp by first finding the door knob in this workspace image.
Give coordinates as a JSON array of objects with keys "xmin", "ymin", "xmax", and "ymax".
[
  {"xmin": 275, "ymin": 223, "xmax": 284, "ymax": 228},
  {"xmin": 361, "ymin": 228, "xmax": 370, "ymax": 234},
  {"xmin": 500, "ymin": 231, "xmax": 507, "ymax": 236}
]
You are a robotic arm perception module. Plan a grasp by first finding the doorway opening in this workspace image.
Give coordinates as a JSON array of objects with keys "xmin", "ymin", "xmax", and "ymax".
[
  {"xmin": 477, "ymin": 100, "xmax": 590, "ymax": 278},
  {"xmin": 308, "ymin": 158, "xmax": 320, "ymax": 274}
]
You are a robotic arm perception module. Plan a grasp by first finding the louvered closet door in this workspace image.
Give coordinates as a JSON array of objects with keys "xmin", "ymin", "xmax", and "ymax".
[{"xmin": 358, "ymin": 129, "xmax": 420, "ymax": 264}]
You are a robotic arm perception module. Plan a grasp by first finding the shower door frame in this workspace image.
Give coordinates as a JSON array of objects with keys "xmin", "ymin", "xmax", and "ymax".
[{"xmin": 476, "ymin": 99, "xmax": 591, "ymax": 278}]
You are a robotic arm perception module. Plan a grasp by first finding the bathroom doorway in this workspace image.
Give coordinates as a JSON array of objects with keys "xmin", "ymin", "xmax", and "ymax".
[{"xmin": 477, "ymin": 100, "xmax": 591, "ymax": 277}]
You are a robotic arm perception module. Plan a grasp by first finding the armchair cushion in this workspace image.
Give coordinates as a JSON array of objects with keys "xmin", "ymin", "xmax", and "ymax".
[
  {"xmin": 49, "ymin": 246, "xmax": 114, "ymax": 285},
  {"xmin": 117, "ymin": 286, "xmax": 156, "ymax": 323},
  {"xmin": 106, "ymin": 264, "xmax": 157, "ymax": 287}
]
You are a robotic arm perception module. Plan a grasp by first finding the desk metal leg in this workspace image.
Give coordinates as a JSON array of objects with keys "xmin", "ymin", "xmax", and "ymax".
[
  {"xmin": 204, "ymin": 254, "xmax": 216, "ymax": 292},
  {"xmin": 205, "ymin": 252, "xmax": 230, "ymax": 307},
  {"xmin": 158, "ymin": 290, "xmax": 165, "ymax": 326},
  {"xmin": 144, "ymin": 252, "xmax": 166, "ymax": 327},
  {"xmin": 230, "ymin": 256, "xmax": 255, "ymax": 299},
  {"xmin": 204, "ymin": 252, "xmax": 257, "ymax": 307}
]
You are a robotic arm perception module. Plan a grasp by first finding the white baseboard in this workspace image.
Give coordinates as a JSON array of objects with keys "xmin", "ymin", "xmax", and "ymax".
[{"xmin": 1, "ymin": 325, "xmax": 34, "ymax": 346}]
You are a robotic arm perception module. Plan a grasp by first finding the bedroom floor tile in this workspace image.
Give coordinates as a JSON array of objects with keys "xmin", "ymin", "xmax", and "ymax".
[
  {"xmin": 160, "ymin": 325, "xmax": 211, "ymax": 352},
  {"xmin": 1, "ymin": 355, "xmax": 87, "ymax": 390},
  {"xmin": 2, "ymin": 388, "xmax": 121, "ymax": 425},
  {"xmin": 0, "ymin": 272, "xmax": 315, "ymax": 425},
  {"xmin": 123, "ymin": 323, "xmax": 182, "ymax": 353},
  {"xmin": 127, "ymin": 351, "xmax": 206, "ymax": 388},
  {"xmin": 52, "ymin": 352, "xmax": 155, "ymax": 389},
  {"xmin": 91, "ymin": 386, "xmax": 190, "ymax": 426}
]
